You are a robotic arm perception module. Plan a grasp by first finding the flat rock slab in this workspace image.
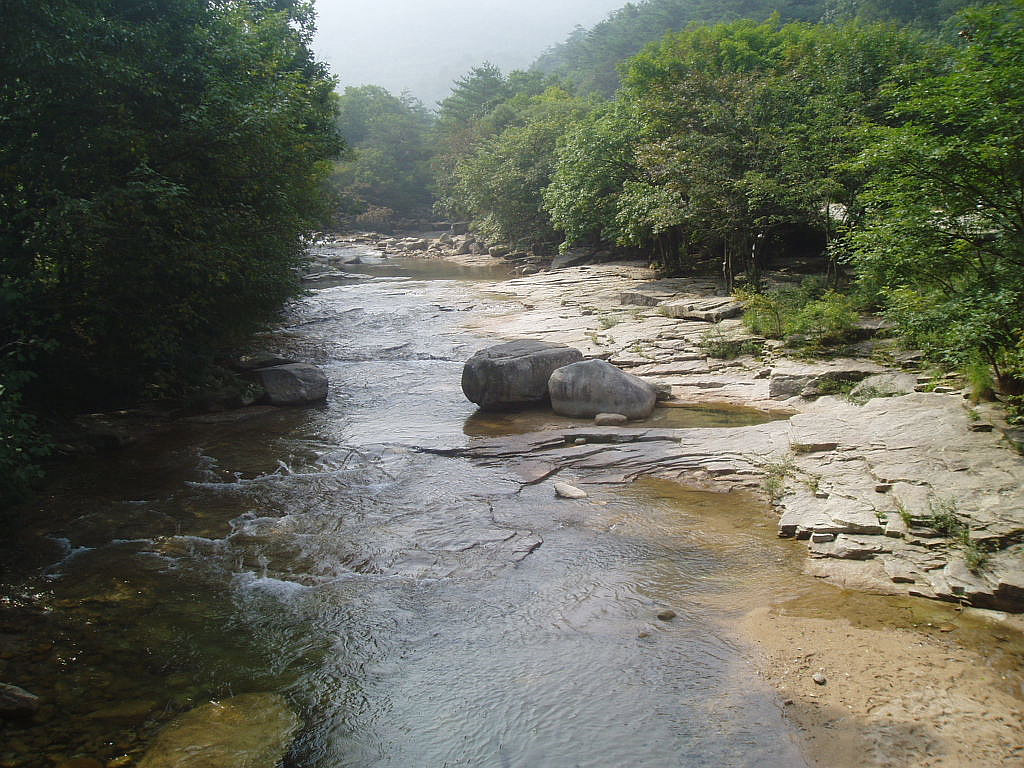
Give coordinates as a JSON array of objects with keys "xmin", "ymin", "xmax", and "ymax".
[
  {"xmin": 138, "ymin": 693, "xmax": 300, "ymax": 768},
  {"xmin": 769, "ymin": 359, "xmax": 886, "ymax": 399},
  {"xmin": 461, "ymin": 340, "xmax": 583, "ymax": 410},
  {"xmin": 619, "ymin": 289, "xmax": 676, "ymax": 306},
  {"xmin": 658, "ymin": 297, "xmax": 745, "ymax": 322}
]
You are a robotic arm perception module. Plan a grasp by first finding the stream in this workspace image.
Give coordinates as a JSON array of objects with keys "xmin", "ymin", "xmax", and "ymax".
[{"xmin": 0, "ymin": 245, "xmax": 811, "ymax": 767}]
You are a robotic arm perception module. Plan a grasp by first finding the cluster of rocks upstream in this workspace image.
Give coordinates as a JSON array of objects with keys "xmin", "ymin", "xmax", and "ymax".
[{"xmin": 325, "ymin": 230, "xmax": 1024, "ymax": 615}]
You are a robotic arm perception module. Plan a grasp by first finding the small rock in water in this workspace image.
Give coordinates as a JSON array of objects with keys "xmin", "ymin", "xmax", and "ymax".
[
  {"xmin": 137, "ymin": 693, "xmax": 300, "ymax": 768},
  {"xmin": 812, "ymin": 672, "xmax": 827, "ymax": 686},
  {"xmin": 553, "ymin": 481, "xmax": 588, "ymax": 499},
  {"xmin": 656, "ymin": 610, "xmax": 677, "ymax": 621},
  {"xmin": 638, "ymin": 631, "xmax": 651, "ymax": 639},
  {"xmin": 0, "ymin": 682, "xmax": 40, "ymax": 717},
  {"xmin": 594, "ymin": 412, "xmax": 628, "ymax": 426},
  {"xmin": 573, "ymin": 437, "xmax": 587, "ymax": 445}
]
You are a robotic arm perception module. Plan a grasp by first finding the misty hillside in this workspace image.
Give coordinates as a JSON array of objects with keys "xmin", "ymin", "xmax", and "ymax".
[{"xmin": 532, "ymin": 0, "xmax": 975, "ymax": 94}]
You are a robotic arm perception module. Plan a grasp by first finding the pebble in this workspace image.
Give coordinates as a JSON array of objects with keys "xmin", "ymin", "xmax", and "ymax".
[
  {"xmin": 812, "ymin": 672, "xmax": 827, "ymax": 685},
  {"xmin": 553, "ymin": 481, "xmax": 588, "ymax": 499},
  {"xmin": 656, "ymin": 610, "xmax": 677, "ymax": 621}
]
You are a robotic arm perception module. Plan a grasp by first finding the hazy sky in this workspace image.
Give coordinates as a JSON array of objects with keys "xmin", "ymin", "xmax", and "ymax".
[{"xmin": 312, "ymin": 0, "xmax": 628, "ymax": 108}]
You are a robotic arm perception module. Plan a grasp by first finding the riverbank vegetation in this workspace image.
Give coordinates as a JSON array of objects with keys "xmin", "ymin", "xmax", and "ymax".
[
  {"xmin": 347, "ymin": 0, "xmax": 1023, "ymax": 418},
  {"xmin": 1, "ymin": 0, "xmax": 342, "ymax": 507}
]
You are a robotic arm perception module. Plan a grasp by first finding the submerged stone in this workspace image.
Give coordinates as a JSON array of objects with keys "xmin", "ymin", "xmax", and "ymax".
[{"xmin": 137, "ymin": 692, "xmax": 300, "ymax": 768}]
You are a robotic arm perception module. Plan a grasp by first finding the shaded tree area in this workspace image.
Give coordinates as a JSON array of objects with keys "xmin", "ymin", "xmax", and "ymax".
[
  {"xmin": 1, "ymin": 0, "xmax": 342, "ymax": 506},
  {"xmin": 544, "ymin": 18, "xmax": 945, "ymax": 279},
  {"xmin": 328, "ymin": 86, "xmax": 434, "ymax": 228}
]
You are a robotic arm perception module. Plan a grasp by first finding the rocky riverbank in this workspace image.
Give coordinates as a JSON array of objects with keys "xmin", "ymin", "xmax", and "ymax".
[
  {"xmin": 329, "ymin": 230, "xmax": 1024, "ymax": 767},
  {"xmin": 326, "ymin": 230, "xmax": 1024, "ymax": 615}
]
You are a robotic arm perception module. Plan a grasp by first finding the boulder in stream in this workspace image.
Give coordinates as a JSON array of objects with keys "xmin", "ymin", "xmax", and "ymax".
[
  {"xmin": 461, "ymin": 340, "xmax": 582, "ymax": 410},
  {"xmin": 548, "ymin": 359, "xmax": 657, "ymax": 420},
  {"xmin": 253, "ymin": 363, "xmax": 328, "ymax": 405},
  {"xmin": 137, "ymin": 692, "xmax": 300, "ymax": 768}
]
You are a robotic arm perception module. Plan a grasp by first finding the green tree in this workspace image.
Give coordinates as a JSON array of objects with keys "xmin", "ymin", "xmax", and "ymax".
[
  {"xmin": 330, "ymin": 86, "xmax": 434, "ymax": 218},
  {"xmin": 851, "ymin": 2, "xmax": 1024, "ymax": 393},
  {"xmin": 450, "ymin": 88, "xmax": 590, "ymax": 249},
  {"xmin": 544, "ymin": 104, "xmax": 641, "ymax": 249}
]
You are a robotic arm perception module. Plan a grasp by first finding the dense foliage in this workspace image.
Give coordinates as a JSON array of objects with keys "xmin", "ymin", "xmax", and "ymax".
[
  {"xmin": 532, "ymin": 0, "xmax": 973, "ymax": 96},
  {"xmin": 850, "ymin": 2, "xmax": 1024, "ymax": 394},
  {"xmin": 433, "ymin": 1, "xmax": 1023, "ymax": 405},
  {"xmin": 1, "ymin": 0, "xmax": 341, "ymax": 506},
  {"xmin": 329, "ymin": 85, "xmax": 434, "ymax": 224}
]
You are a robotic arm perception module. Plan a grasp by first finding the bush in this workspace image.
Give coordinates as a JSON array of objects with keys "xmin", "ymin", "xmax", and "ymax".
[
  {"xmin": 0, "ymin": 377, "xmax": 50, "ymax": 510},
  {"xmin": 739, "ymin": 279, "xmax": 859, "ymax": 349},
  {"xmin": 787, "ymin": 290, "xmax": 860, "ymax": 348},
  {"xmin": 699, "ymin": 326, "xmax": 763, "ymax": 359}
]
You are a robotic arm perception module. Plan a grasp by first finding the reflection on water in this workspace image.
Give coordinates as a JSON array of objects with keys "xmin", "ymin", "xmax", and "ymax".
[
  {"xmin": 464, "ymin": 402, "xmax": 787, "ymax": 437},
  {"xmin": 2, "ymin": 247, "xmax": 821, "ymax": 767}
]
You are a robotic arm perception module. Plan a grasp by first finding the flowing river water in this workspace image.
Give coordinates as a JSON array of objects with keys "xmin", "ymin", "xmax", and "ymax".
[{"xmin": 3, "ymin": 245, "xmax": 851, "ymax": 766}]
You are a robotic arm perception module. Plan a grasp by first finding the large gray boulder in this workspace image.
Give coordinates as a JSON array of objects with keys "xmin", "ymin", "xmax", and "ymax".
[
  {"xmin": 253, "ymin": 363, "xmax": 328, "ymax": 405},
  {"xmin": 548, "ymin": 359, "xmax": 657, "ymax": 420},
  {"xmin": 461, "ymin": 340, "xmax": 583, "ymax": 410}
]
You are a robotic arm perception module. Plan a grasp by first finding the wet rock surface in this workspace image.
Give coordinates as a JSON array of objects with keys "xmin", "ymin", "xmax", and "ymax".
[
  {"xmin": 137, "ymin": 693, "xmax": 300, "ymax": 768},
  {"xmin": 252, "ymin": 363, "xmax": 328, "ymax": 405}
]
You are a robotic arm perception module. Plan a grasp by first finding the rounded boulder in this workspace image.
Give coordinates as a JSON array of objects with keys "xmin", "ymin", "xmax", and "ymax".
[
  {"xmin": 461, "ymin": 340, "xmax": 583, "ymax": 410},
  {"xmin": 548, "ymin": 359, "xmax": 657, "ymax": 420}
]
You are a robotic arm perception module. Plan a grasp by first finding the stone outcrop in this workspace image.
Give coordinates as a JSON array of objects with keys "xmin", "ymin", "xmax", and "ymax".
[
  {"xmin": 253, "ymin": 363, "xmax": 328, "ymax": 405},
  {"xmin": 848, "ymin": 372, "xmax": 918, "ymax": 401},
  {"xmin": 775, "ymin": 393, "xmax": 1024, "ymax": 611},
  {"xmin": 461, "ymin": 340, "xmax": 583, "ymax": 410},
  {"xmin": 658, "ymin": 297, "xmax": 745, "ymax": 322},
  {"xmin": 768, "ymin": 359, "xmax": 886, "ymax": 399},
  {"xmin": 548, "ymin": 359, "xmax": 657, "ymax": 420}
]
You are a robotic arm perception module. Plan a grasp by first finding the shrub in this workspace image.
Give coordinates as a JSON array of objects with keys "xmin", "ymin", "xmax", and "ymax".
[
  {"xmin": 699, "ymin": 327, "xmax": 763, "ymax": 359},
  {"xmin": 787, "ymin": 290, "xmax": 860, "ymax": 348}
]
